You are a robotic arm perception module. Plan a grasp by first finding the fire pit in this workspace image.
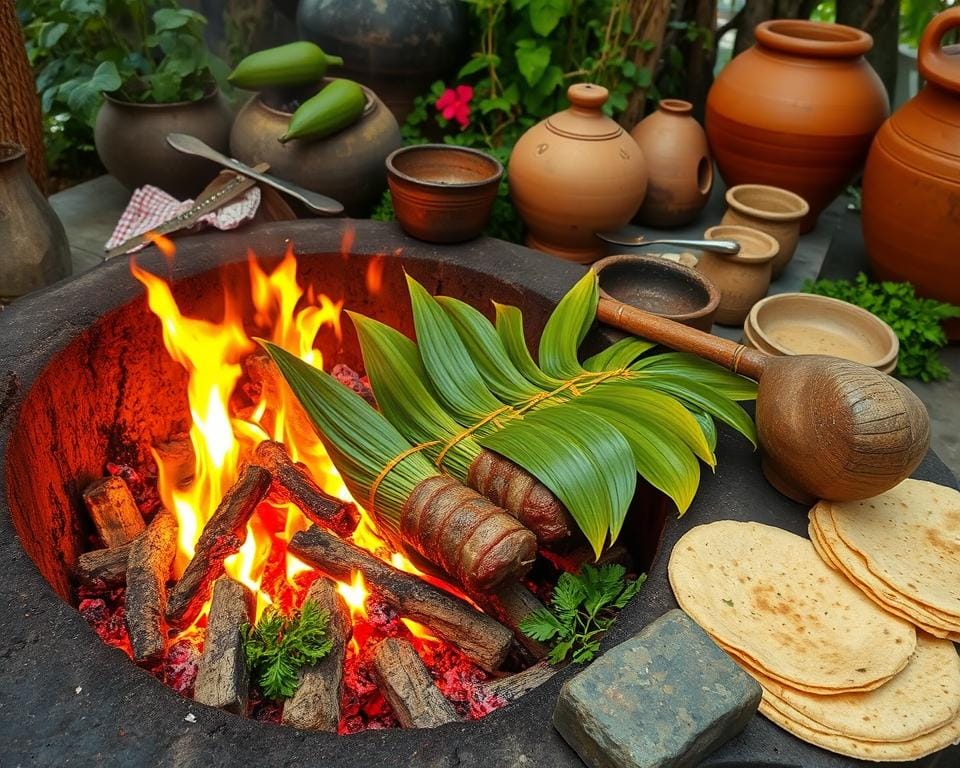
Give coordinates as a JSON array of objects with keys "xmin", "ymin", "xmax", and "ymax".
[{"xmin": 1, "ymin": 220, "xmax": 956, "ymax": 766}]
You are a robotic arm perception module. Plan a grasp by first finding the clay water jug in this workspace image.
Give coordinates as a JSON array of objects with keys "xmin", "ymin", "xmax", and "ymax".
[
  {"xmin": 630, "ymin": 99, "xmax": 712, "ymax": 227},
  {"xmin": 862, "ymin": 8, "xmax": 960, "ymax": 337},
  {"xmin": 508, "ymin": 84, "xmax": 647, "ymax": 263},
  {"xmin": 0, "ymin": 143, "xmax": 71, "ymax": 303},
  {"xmin": 706, "ymin": 20, "xmax": 889, "ymax": 232}
]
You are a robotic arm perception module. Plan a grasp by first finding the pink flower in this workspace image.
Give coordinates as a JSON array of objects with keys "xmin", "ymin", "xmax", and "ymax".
[{"xmin": 435, "ymin": 85, "xmax": 473, "ymax": 128}]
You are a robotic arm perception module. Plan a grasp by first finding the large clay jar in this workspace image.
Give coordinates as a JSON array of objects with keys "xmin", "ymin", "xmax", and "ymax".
[
  {"xmin": 297, "ymin": 0, "xmax": 467, "ymax": 121},
  {"xmin": 630, "ymin": 99, "xmax": 712, "ymax": 227},
  {"xmin": 509, "ymin": 84, "xmax": 647, "ymax": 264},
  {"xmin": 697, "ymin": 225, "xmax": 779, "ymax": 326},
  {"xmin": 0, "ymin": 143, "xmax": 71, "ymax": 302},
  {"xmin": 721, "ymin": 184, "xmax": 809, "ymax": 277},
  {"xmin": 94, "ymin": 90, "xmax": 233, "ymax": 198},
  {"xmin": 862, "ymin": 8, "xmax": 960, "ymax": 337},
  {"xmin": 230, "ymin": 80, "xmax": 401, "ymax": 216},
  {"xmin": 706, "ymin": 20, "xmax": 889, "ymax": 232}
]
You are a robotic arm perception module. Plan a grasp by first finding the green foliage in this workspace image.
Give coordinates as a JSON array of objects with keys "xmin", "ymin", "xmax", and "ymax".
[
  {"xmin": 804, "ymin": 273, "xmax": 960, "ymax": 382},
  {"xmin": 18, "ymin": 0, "xmax": 227, "ymax": 178},
  {"xmin": 519, "ymin": 564, "xmax": 645, "ymax": 664},
  {"xmin": 241, "ymin": 598, "xmax": 333, "ymax": 700},
  {"xmin": 900, "ymin": 0, "xmax": 955, "ymax": 46}
]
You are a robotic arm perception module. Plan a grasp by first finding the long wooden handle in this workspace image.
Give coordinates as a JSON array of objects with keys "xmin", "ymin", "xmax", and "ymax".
[{"xmin": 596, "ymin": 298, "xmax": 769, "ymax": 380}]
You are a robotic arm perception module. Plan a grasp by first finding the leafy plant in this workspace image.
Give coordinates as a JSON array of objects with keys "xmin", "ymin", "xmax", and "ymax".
[
  {"xmin": 241, "ymin": 598, "xmax": 333, "ymax": 700},
  {"xmin": 804, "ymin": 273, "xmax": 960, "ymax": 382},
  {"xmin": 519, "ymin": 564, "xmax": 645, "ymax": 664}
]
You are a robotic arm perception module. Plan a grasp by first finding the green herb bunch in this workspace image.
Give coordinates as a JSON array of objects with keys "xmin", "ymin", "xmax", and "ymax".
[
  {"xmin": 804, "ymin": 273, "xmax": 960, "ymax": 382},
  {"xmin": 241, "ymin": 598, "xmax": 333, "ymax": 700},
  {"xmin": 519, "ymin": 564, "xmax": 645, "ymax": 664}
]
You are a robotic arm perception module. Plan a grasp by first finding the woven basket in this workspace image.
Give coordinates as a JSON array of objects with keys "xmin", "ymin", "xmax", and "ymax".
[{"xmin": 1, "ymin": 1, "xmax": 47, "ymax": 189}]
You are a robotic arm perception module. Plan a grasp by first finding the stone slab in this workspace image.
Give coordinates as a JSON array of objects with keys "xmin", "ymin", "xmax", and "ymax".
[{"xmin": 554, "ymin": 609, "xmax": 761, "ymax": 768}]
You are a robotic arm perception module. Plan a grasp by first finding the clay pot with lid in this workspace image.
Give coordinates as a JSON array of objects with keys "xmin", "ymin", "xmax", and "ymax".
[
  {"xmin": 706, "ymin": 20, "xmax": 889, "ymax": 232},
  {"xmin": 696, "ymin": 224, "xmax": 779, "ymax": 326},
  {"xmin": 508, "ymin": 84, "xmax": 647, "ymax": 263},
  {"xmin": 721, "ymin": 184, "xmax": 809, "ymax": 277},
  {"xmin": 862, "ymin": 7, "xmax": 960, "ymax": 337},
  {"xmin": 630, "ymin": 99, "xmax": 712, "ymax": 227}
]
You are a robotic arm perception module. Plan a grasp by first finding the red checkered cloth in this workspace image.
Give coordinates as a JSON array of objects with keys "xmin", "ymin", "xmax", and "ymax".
[{"xmin": 104, "ymin": 184, "xmax": 261, "ymax": 252}]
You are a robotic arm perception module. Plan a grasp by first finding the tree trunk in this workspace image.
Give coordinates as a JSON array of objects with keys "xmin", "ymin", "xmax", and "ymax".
[
  {"xmin": 680, "ymin": 0, "xmax": 719, "ymax": 122},
  {"xmin": 836, "ymin": 0, "xmax": 900, "ymax": 104}
]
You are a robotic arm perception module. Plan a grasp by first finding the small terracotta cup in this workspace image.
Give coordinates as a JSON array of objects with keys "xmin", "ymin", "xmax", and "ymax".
[
  {"xmin": 697, "ymin": 225, "xmax": 779, "ymax": 326},
  {"xmin": 721, "ymin": 184, "xmax": 809, "ymax": 277},
  {"xmin": 386, "ymin": 144, "xmax": 503, "ymax": 243},
  {"xmin": 593, "ymin": 254, "xmax": 720, "ymax": 332}
]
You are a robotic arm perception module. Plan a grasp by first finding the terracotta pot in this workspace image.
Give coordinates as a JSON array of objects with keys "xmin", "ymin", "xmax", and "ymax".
[
  {"xmin": 630, "ymin": 99, "xmax": 712, "ymax": 227},
  {"xmin": 706, "ymin": 20, "xmax": 889, "ymax": 232},
  {"xmin": 593, "ymin": 254, "xmax": 720, "ymax": 332},
  {"xmin": 508, "ymin": 83, "xmax": 647, "ymax": 264},
  {"xmin": 296, "ymin": 0, "xmax": 467, "ymax": 122},
  {"xmin": 0, "ymin": 143, "xmax": 71, "ymax": 302},
  {"xmin": 862, "ymin": 8, "xmax": 960, "ymax": 338},
  {"xmin": 721, "ymin": 184, "xmax": 809, "ymax": 277},
  {"xmin": 697, "ymin": 224, "xmax": 778, "ymax": 326},
  {"xmin": 230, "ymin": 81, "xmax": 401, "ymax": 217},
  {"xmin": 94, "ymin": 90, "xmax": 233, "ymax": 198},
  {"xmin": 386, "ymin": 144, "xmax": 502, "ymax": 243}
]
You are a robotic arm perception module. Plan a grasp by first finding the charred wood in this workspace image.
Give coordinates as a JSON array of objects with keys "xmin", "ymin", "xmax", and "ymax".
[
  {"xmin": 75, "ymin": 542, "xmax": 132, "ymax": 586},
  {"xmin": 82, "ymin": 476, "xmax": 145, "ymax": 548},
  {"xmin": 125, "ymin": 510, "xmax": 178, "ymax": 660},
  {"xmin": 194, "ymin": 577, "xmax": 253, "ymax": 714},
  {"xmin": 371, "ymin": 637, "xmax": 459, "ymax": 728}
]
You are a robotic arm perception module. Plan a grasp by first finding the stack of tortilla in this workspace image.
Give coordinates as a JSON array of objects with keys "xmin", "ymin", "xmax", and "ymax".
[
  {"xmin": 808, "ymin": 478, "xmax": 960, "ymax": 642},
  {"xmin": 669, "ymin": 519, "xmax": 960, "ymax": 760}
]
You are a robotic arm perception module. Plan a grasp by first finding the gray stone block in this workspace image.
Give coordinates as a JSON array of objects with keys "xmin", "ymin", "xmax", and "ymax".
[{"xmin": 553, "ymin": 609, "xmax": 761, "ymax": 768}]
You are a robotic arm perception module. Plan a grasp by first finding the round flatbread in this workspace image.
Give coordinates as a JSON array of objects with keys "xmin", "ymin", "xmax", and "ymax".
[
  {"xmin": 828, "ymin": 479, "xmax": 960, "ymax": 619},
  {"xmin": 751, "ymin": 633, "xmax": 960, "ymax": 742},
  {"xmin": 669, "ymin": 521, "xmax": 916, "ymax": 691},
  {"xmin": 758, "ymin": 698, "xmax": 960, "ymax": 762}
]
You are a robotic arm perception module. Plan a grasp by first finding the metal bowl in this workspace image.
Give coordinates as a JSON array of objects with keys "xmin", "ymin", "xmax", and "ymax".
[{"xmin": 385, "ymin": 144, "xmax": 503, "ymax": 243}]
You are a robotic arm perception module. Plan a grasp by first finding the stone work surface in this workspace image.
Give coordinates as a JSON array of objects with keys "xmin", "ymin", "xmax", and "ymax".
[{"xmin": 554, "ymin": 609, "xmax": 761, "ymax": 768}]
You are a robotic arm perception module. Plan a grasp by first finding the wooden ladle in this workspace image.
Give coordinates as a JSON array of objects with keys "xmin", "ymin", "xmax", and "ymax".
[{"xmin": 598, "ymin": 299, "xmax": 930, "ymax": 504}]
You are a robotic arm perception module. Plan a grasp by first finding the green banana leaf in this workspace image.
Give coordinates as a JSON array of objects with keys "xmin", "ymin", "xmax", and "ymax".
[
  {"xmin": 538, "ymin": 271, "xmax": 597, "ymax": 378},
  {"xmin": 494, "ymin": 301, "xmax": 563, "ymax": 389}
]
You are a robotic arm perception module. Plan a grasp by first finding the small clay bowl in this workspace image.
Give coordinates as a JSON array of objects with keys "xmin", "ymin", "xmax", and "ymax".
[
  {"xmin": 386, "ymin": 144, "xmax": 503, "ymax": 243},
  {"xmin": 721, "ymin": 184, "xmax": 810, "ymax": 277},
  {"xmin": 593, "ymin": 254, "xmax": 721, "ymax": 332},
  {"xmin": 748, "ymin": 292, "xmax": 899, "ymax": 371}
]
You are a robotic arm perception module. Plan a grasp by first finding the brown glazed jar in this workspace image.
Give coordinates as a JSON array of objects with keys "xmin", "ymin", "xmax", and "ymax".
[
  {"xmin": 706, "ymin": 20, "xmax": 889, "ymax": 232},
  {"xmin": 508, "ymin": 83, "xmax": 647, "ymax": 263},
  {"xmin": 862, "ymin": 8, "xmax": 960, "ymax": 337},
  {"xmin": 630, "ymin": 99, "xmax": 712, "ymax": 227}
]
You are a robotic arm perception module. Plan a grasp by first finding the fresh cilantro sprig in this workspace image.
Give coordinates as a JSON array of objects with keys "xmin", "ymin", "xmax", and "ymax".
[
  {"xmin": 241, "ymin": 598, "xmax": 333, "ymax": 700},
  {"xmin": 519, "ymin": 564, "xmax": 646, "ymax": 665}
]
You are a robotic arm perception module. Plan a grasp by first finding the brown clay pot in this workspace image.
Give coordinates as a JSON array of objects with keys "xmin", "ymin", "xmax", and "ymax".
[
  {"xmin": 229, "ymin": 80, "xmax": 401, "ymax": 216},
  {"xmin": 508, "ymin": 83, "xmax": 647, "ymax": 264},
  {"xmin": 697, "ymin": 224, "xmax": 779, "ymax": 326},
  {"xmin": 862, "ymin": 8, "xmax": 960, "ymax": 338},
  {"xmin": 94, "ymin": 90, "xmax": 233, "ymax": 198},
  {"xmin": 706, "ymin": 20, "xmax": 889, "ymax": 232},
  {"xmin": 721, "ymin": 184, "xmax": 809, "ymax": 277},
  {"xmin": 629, "ymin": 99, "xmax": 712, "ymax": 227}
]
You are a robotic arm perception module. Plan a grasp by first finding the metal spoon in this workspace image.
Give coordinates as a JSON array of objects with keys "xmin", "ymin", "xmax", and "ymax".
[
  {"xmin": 597, "ymin": 232, "xmax": 741, "ymax": 255},
  {"xmin": 166, "ymin": 133, "xmax": 344, "ymax": 215}
]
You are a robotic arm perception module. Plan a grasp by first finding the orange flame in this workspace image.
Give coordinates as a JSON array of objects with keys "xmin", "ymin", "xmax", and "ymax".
[{"xmin": 365, "ymin": 254, "xmax": 386, "ymax": 296}]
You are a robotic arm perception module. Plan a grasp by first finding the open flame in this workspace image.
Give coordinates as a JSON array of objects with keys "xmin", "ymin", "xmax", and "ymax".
[{"xmin": 131, "ymin": 241, "xmax": 404, "ymax": 631}]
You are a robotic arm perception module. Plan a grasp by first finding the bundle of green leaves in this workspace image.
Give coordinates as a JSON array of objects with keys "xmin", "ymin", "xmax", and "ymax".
[
  {"xmin": 804, "ymin": 273, "xmax": 960, "ymax": 382},
  {"xmin": 241, "ymin": 598, "xmax": 333, "ymax": 700},
  {"xmin": 519, "ymin": 564, "xmax": 645, "ymax": 664}
]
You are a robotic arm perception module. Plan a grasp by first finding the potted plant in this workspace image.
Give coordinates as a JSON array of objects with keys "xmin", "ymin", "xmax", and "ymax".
[{"xmin": 79, "ymin": 1, "xmax": 233, "ymax": 196}]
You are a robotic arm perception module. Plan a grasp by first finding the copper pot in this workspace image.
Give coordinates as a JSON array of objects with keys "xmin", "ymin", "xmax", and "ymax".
[
  {"xmin": 229, "ymin": 81, "xmax": 401, "ymax": 217},
  {"xmin": 0, "ymin": 143, "xmax": 71, "ymax": 302},
  {"xmin": 94, "ymin": 90, "xmax": 233, "ymax": 198}
]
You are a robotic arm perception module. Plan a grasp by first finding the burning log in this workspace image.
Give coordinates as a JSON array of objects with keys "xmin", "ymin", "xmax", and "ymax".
[
  {"xmin": 125, "ymin": 510, "xmax": 178, "ymax": 660},
  {"xmin": 282, "ymin": 578, "xmax": 351, "ymax": 731},
  {"xmin": 288, "ymin": 526, "xmax": 513, "ymax": 672},
  {"xmin": 483, "ymin": 661, "xmax": 557, "ymax": 704},
  {"xmin": 82, "ymin": 476, "xmax": 145, "ymax": 548},
  {"xmin": 471, "ymin": 582, "xmax": 550, "ymax": 661},
  {"xmin": 254, "ymin": 441, "xmax": 359, "ymax": 537},
  {"xmin": 371, "ymin": 637, "xmax": 459, "ymax": 728},
  {"xmin": 245, "ymin": 352, "xmax": 318, "ymax": 448},
  {"xmin": 153, "ymin": 438, "xmax": 195, "ymax": 488},
  {"xmin": 75, "ymin": 542, "xmax": 132, "ymax": 586},
  {"xmin": 194, "ymin": 577, "xmax": 253, "ymax": 714},
  {"xmin": 166, "ymin": 465, "xmax": 271, "ymax": 627}
]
